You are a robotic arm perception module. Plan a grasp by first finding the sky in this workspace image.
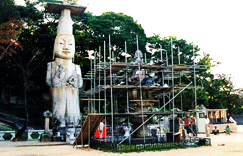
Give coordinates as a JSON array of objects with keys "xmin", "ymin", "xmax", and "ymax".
[{"xmin": 15, "ymin": 0, "xmax": 243, "ymax": 88}]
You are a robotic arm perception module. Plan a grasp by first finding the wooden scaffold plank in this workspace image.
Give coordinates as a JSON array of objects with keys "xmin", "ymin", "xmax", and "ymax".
[{"xmin": 74, "ymin": 114, "xmax": 104, "ymax": 145}]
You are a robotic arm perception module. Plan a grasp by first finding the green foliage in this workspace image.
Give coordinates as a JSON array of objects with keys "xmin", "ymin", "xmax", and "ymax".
[
  {"xmin": 81, "ymin": 12, "xmax": 147, "ymax": 60},
  {"xmin": 20, "ymin": 133, "xmax": 28, "ymax": 140},
  {"xmin": 198, "ymin": 52, "xmax": 220, "ymax": 69},
  {"xmin": 39, "ymin": 0, "xmax": 63, "ymax": 4},
  {"xmin": 30, "ymin": 132, "xmax": 40, "ymax": 139},
  {"xmin": 0, "ymin": 125, "xmax": 13, "ymax": 131},
  {"xmin": 92, "ymin": 141, "xmax": 204, "ymax": 153},
  {"xmin": 0, "ymin": 0, "xmax": 53, "ymax": 125},
  {"xmin": 0, "ymin": 0, "xmax": 20, "ymax": 24},
  {"xmin": 147, "ymin": 35, "xmax": 200, "ymax": 65},
  {"xmin": 3, "ymin": 132, "xmax": 13, "ymax": 140}
]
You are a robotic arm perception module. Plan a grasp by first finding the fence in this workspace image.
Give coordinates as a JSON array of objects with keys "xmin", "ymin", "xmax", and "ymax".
[
  {"xmin": 0, "ymin": 131, "xmax": 15, "ymax": 141},
  {"xmin": 0, "ymin": 130, "xmax": 52, "ymax": 141},
  {"xmin": 90, "ymin": 137, "xmax": 211, "ymax": 153}
]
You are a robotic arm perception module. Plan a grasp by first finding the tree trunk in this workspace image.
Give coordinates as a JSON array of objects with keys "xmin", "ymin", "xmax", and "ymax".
[
  {"xmin": 208, "ymin": 97, "xmax": 212, "ymax": 109},
  {"xmin": 23, "ymin": 78, "xmax": 29, "ymax": 128}
]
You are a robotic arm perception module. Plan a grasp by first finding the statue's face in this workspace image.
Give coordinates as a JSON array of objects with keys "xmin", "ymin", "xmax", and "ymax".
[{"xmin": 54, "ymin": 34, "xmax": 75, "ymax": 60}]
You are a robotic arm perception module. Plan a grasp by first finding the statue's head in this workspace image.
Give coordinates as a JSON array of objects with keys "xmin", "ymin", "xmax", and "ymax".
[
  {"xmin": 53, "ymin": 34, "xmax": 75, "ymax": 60},
  {"xmin": 53, "ymin": 9, "xmax": 75, "ymax": 60}
]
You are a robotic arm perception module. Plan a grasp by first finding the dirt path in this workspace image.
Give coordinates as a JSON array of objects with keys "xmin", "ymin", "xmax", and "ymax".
[{"xmin": 1, "ymin": 126, "xmax": 243, "ymax": 156}]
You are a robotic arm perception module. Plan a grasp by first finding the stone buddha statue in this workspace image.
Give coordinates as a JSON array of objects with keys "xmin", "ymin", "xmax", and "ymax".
[
  {"xmin": 134, "ymin": 49, "xmax": 143, "ymax": 63},
  {"xmin": 46, "ymin": 9, "xmax": 83, "ymax": 130}
]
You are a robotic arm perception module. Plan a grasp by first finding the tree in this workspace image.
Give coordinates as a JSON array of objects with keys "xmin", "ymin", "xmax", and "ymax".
[
  {"xmin": 0, "ymin": 18, "xmax": 23, "ymax": 60},
  {"xmin": 217, "ymin": 74, "xmax": 236, "ymax": 116},
  {"xmin": 82, "ymin": 12, "xmax": 147, "ymax": 61},
  {"xmin": 195, "ymin": 53, "xmax": 221, "ymax": 109},
  {"xmin": 146, "ymin": 34, "xmax": 242, "ymax": 112},
  {"xmin": 0, "ymin": 0, "xmax": 24, "ymax": 60},
  {"xmin": 147, "ymin": 34, "xmax": 200, "ymax": 65},
  {"xmin": 0, "ymin": 0, "xmax": 54, "ymax": 128},
  {"xmin": 0, "ymin": 0, "xmax": 20, "ymax": 24}
]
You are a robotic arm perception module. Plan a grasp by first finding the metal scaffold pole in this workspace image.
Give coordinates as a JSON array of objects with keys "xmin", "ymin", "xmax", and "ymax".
[
  {"xmin": 137, "ymin": 35, "xmax": 145, "ymax": 143},
  {"xmin": 159, "ymin": 45, "xmax": 162, "ymax": 110},
  {"xmin": 125, "ymin": 41, "xmax": 129, "ymax": 113},
  {"xmin": 163, "ymin": 92, "xmax": 166, "ymax": 112},
  {"xmin": 90, "ymin": 56, "xmax": 93, "ymax": 113},
  {"xmin": 166, "ymin": 51, "xmax": 169, "ymax": 85},
  {"xmin": 94, "ymin": 51, "xmax": 96, "ymax": 112},
  {"xmin": 193, "ymin": 45, "xmax": 197, "ymax": 108},
  {"xmin": 178, "ymin": 47, "xmax": 183, "ymax": 111},
  {"xmin": 139, "ymin": 60, "xmax": 145, "ymax": 143},
  {"xmin": 165, "ymin": 50, "xmax": 170, "ymax": 110},
  {"xmin": 178, "ymin": 47, "xmax": 180, "ymax": 65},
  {"xmin": 180, "ymin": 72, "xmax": 183, "ymax": 111},
  {"xmin": 99, "ymin": 46, "xmax": 101, "ymax": 113},
  {"xmin": 160, "ymin": 44, "xmax": 163, "ymax": 62},
  {"xmin": 125, "ymin": 41, "xmax": 131, "ymax": 143},
  {"xmin": 104, "ymin": 41, "xmax": 107, "ymax": 136},
  {"xmin": 88, "ymin": 99, "xmax": 90, "ymax": 146},
  {"xmin": 171, "ymin": 38, "xmax": 175, "ymax": 143},
  {"xmin": 162, "ymin": 52, "xmax": 166, "ymax": 112},
  {"xmin": 109, "ymin": 35, "xmax": 114, "ymax": 142}
]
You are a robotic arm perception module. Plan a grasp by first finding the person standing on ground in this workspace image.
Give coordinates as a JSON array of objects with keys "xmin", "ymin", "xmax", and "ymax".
[
  {"xmin": 191, "ymin": 114, "xmax": 197, "ymax": 136},
  {"xmin": 184, "ymin": 115, "xmax": 191, "ymax": 138},
  {"xmin": 205, "ymin": 115, "xmax": 210, "ymax": 137}
]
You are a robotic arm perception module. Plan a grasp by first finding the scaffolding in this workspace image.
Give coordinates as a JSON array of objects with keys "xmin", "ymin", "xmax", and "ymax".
[{"xmin": 74, "ymin": 37, "xmax": 209, "ymax": 151}]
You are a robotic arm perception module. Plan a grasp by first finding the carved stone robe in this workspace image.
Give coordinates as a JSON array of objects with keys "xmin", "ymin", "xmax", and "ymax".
[{"xmin": 46, "ymin": 61, "xmax": 83, "ymax": 127}]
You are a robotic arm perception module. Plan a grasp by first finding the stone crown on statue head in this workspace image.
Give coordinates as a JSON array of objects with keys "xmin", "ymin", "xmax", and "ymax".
[
  {"xmin": 57, "ymin": 9, "xmax": 73, "ymax": 35},
  {"xmin": 53, "ymin": 9, "xmax": 75, "ymax": 60}
]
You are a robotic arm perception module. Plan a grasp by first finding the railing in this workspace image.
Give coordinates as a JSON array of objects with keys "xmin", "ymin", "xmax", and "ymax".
[
  {"xmin": 0, "ymin": 129, "xmax": 53, "ymax": 141},
  {"xmin": 28, "ymin": 130, "xmax": 45, "ymax": 140},
  {"xmin": 0, "ymin": 131, "xmax": 16, "ymax": 141}
]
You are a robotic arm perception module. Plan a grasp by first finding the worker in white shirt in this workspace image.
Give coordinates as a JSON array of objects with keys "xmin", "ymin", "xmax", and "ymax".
[{"xmin": 205, "ymin": 115, "xmax": 210, "ymax": 137}]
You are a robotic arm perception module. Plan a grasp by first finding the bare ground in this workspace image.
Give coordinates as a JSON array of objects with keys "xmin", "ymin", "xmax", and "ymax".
[{"xmin": 1, "ymin": 125, "xmax": 243, "ymax": 156}]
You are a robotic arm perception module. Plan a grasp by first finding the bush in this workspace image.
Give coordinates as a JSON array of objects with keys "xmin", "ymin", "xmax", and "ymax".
[
  {"xmin": 20, "ymin": 134, "xmax": 28, "ymax": 141},
  {"xmin": 3, "ymin": 133, "xmax": 13, "ymax": 140},
  {"xmin": 0, "ymin": 125, "xmax": 13, "ymax": 131}
]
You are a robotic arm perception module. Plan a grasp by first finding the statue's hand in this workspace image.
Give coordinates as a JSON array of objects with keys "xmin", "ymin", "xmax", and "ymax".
[
  {"xmin": 68, "ymin": 76, "xmax": 75, "ymax": 86},
  {"xmin": 67, "ymin": 72, "xmax": 78, "ymax": 87}
]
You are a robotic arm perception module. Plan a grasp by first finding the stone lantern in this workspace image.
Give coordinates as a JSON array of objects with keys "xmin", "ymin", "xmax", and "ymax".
[
  {"xmin": 43, "ymin": 110, "xmax": 52, "ymax": 133},
  {"xmin": 40, "ymin": 110, "xmax": 52, "ymax": 142}
]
